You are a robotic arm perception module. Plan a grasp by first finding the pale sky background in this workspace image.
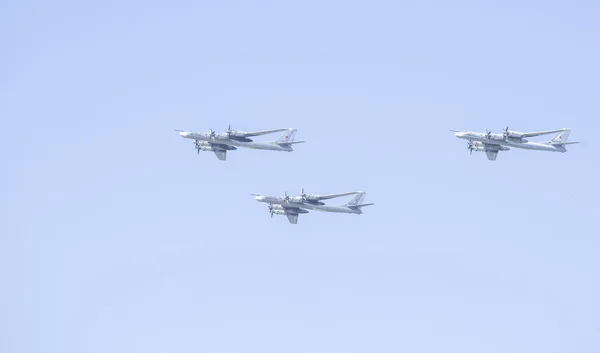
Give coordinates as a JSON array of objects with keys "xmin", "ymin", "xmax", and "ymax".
[{"xmin": 2, "ymin": 1, "xmax": 600, "ymax": 352}]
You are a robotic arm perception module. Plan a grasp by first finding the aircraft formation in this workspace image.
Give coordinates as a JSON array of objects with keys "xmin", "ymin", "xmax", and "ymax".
[{"xmin": 176, "ymin": 125, "xmax": 578, "ymax": 223}]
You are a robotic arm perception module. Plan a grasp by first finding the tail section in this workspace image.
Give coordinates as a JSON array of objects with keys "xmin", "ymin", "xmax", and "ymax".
[
  {"xmin": 275, "ymin": 128, "xmax": 305, "ymax": 146},
  {"xmin": 345, "ymin": 192, "xmax": 374, "ymax": 213},
  {"xmin": 275, "ymin": 128, "xmax": 297, "ymax": 144},
  {"xmin": 549, "ymin": 128, "xmax": 579, "ymax": 145},
  {"xmin": 345, "ymin": 192, "xmax": 366, "ymax": 206}
]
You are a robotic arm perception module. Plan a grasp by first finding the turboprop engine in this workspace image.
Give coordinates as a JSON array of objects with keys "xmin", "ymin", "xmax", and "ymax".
[
  {"xmin": 224, "ymin": 125, "xmax": 255, "ymax": 142},
  {"xmin": 194, "ymin": 141, "xmax": 237, "ymax": 152},
  {"xmin": 299, "ymin": 188, "xmax": 326, "ymax": 205},
  {"xmin": 502, "ymin": 126, "xmax": 528, "ymax": 142},
  {"xmin": 267, "ymin": 204, "xmax": 308, "ymax": 218},
  {"xmin": 287, "ymin": 196, "xmax": 304, "ymax": 203},
  {"xmin": 467, "ymin": 141, "xmax": 510, "ymax": 154}
]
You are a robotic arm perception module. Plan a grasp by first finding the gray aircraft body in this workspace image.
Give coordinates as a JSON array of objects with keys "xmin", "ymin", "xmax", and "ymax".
[
  {"xmin": 452, "ymin": 127, "xmax": 579, "ymax": 161},
  {"xmin": 252, "ymin": 189, "xmax": 374, "ymax": 224},
  {"xmin": 177, "ymin": 125, "xmax": 304, "ymax": 160}
]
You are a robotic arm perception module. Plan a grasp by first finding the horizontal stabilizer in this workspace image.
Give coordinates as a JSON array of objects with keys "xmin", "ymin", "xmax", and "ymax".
[
  {"xmin": 350, "ymin": 203, "xmax": 374, "ymax": 208},
  {"xmin": 551, "ymin": 141, "xmax": 579, "ymax": 145},
  {"xmin": 279, "ymin": 140, "xmax": 305, "ymax": 145}
]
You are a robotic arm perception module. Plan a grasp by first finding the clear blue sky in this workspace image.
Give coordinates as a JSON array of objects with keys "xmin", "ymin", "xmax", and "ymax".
[{"xmin": 3, "ymin": 1, "xmax": 600, "ymax": 352}]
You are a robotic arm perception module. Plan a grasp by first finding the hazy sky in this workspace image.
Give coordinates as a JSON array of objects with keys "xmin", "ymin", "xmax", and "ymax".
[{"xmin": 3, "ymin": 1, "xmax": 600, "ymax": 352}]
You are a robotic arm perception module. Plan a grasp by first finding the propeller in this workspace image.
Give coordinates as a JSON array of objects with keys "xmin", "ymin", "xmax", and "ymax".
[
  {"xmin": 208, "ymin": 128, "xmax": 216, "ymax": 139},
  {"xmin": 283, "ymin": 191, "xmax": 290, "ymax": 202},
  {"xmin": 502, "ymin": 126, "xmax": 510, "ymax": 139},
  {"xmin": 467, "ymin": 140, "xmax": 474, "ymax": 155},
  {"xmin": 194, "ymin": 140, "xmax": 201, "ymax": 154},
  {"xmin": 485, "ymin": 129, "xmax": 492, "ymax": 139},
  {"xmin": 267, "ymin": 204, "xmax": 274, "ymax": 218},
  {"xmin": 226, "ymin": 124, "xmax": 232, "ymax": 138},
  {"xmin": 301, "ymin": 187, "xmax": 307, "ymax": 201}
]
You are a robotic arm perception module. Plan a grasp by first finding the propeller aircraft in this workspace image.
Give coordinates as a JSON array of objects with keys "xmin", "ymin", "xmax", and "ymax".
[
  {"xmin": 451, "ymin": 127, "xmax": 579, "ymax": 161},
  {"xmin": 252, "ymin": 190, "xmax": 374, "ymax": 224},
  {"xmin": 176, "ymin": 125, "xmax": 305, "ymax": 160}
]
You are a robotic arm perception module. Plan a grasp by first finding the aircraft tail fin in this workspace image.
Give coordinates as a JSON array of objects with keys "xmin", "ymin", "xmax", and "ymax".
[
  {"xmin": 549, "ymin": 129, "xmax": 578, "ymax": 145},
  {"xmin": 345, "ymin": 192, "xmax": 366, "ymax": 206},
  {"xmin": 275, "ymin": 128, "xmax": 297, "ymax": 144}
]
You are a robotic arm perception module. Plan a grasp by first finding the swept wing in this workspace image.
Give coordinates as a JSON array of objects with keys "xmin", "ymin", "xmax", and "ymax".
[
  {"xmin": 514, "ymin": 128, "xmax": 566, "ymax": 138},
  {"xmin": 485, "ymin": 150, "xmax": 498, "ymax": 161},
  {"xmin": 231, "ymin": 128, "xmax": 288, "ymax": 137},
  {"xmin": 304, "ymin": 191, "xmax": 360, "ymax": 201},
  {"xmin": 212, "ymin": 149, "xmax": 227, "ymax": 160},
  {"xmin": 285, "ymin": 213, "xmax": 299, "ymax": 224}
]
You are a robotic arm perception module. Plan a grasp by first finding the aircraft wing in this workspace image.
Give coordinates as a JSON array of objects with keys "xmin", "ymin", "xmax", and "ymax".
[
  {"xmin": 312, "ymin": 191, "xmax": 360, "ymax": 200},
  {"xmin": 204, "ymin": 142, "xmax": 230, "ymax": 160},
  {"xmin": 212, "ymin": 150, "xmax": 227, "ymax": 160},
  {"xmin": 520, "ymin": 129, "xmax": 566, "ymax": 138},
  {"xmin": 279, "ymin": 205, "xmax": 307, "ymax": 224},
  {"xmin": 241, "ymin": 128, "xmax": 288, "ymax": 137},
  {"xmin": 485, "ymin": 150, "xmax": 498, "ymax": 161},
  {"xmin": 285, "ymin": 213, "xmax": 299, "ymax": 224}
]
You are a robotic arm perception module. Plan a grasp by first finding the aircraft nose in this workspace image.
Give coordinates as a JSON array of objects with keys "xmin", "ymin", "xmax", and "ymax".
[
  {"xmin": 255, "ymin": 196, "xmax": 265, "ymax": 202},
  {"xmin": 179, "ymin": 131, "xmax": 190, "ymax": 138}
]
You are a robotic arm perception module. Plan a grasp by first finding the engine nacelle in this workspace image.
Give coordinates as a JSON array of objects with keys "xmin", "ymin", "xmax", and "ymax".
[
  {"xmin": 505, "ymin": 131, "xmax": 524, "ymax": 138},
  {"xmin": 270, "ymin": 206, "xmax": 308, "ymax": 215},
  {"xmin": 286, "ymin": 196, "xmax": 304, "ymax": 203},
  {"xmin": 504, "ymin": 131, "xmax": 529, "ymax": 142},
  {"xmin": 471, "ymin": 146, "xmax": 485, "ymax": 152},
  {"xmin": 228, "ymin": 130, "xmax": 248, "ymax": 137},
  {"xmin": 195, "ymin": 141, "xmax": 237, "ymax": 151}
]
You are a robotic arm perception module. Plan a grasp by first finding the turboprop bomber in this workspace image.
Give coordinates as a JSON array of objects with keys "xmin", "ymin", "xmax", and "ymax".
[
  {"xmin": 252, "ymin": 190, "xmax": 374, "ymax": 224},
  {"xmin": 452, "ymin": 127, "xmax": 579, "ymax": 161},
  {"xmin": 176, "ymin": 125, "xmax": 304, "ymax": 160}
]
